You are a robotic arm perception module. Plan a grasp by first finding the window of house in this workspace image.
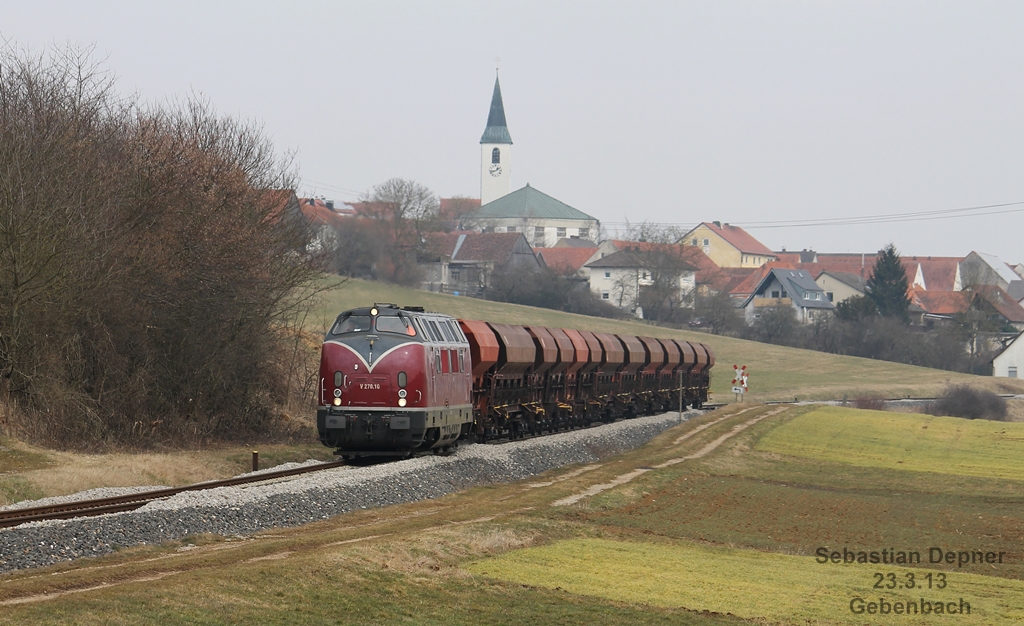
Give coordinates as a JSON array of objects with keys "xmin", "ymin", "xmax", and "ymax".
[
  {"xmin": 492, "ymin": 147, "xmax": 500, "ymax": 164},
  {"xmin": 557, "ymin": 227, "xmax": 566, "ymax": 238},
  {"xmin": 534, "ymin": 226, "xmax": 545, "ymax": 246},
  {"xmin": 827, "ymin": 292, "xmax": 833, "ymax": 302},
  {"xmin": 604, "ymin": 271, "xmax": 611, "ymax": 278},
  {"xmin": 691, "ymin": 238, "xmax": 698, "ymax": 246},
  {"xmin": 703, "ymin": 238, "xmax": 709, "ymax": 246},
  {"xmin": 771, "ymin": 290, "xmax": 780, "ymax": 298},
  {"xmin": 451, "ymin": 269, "xmax": 460, "ymax": 281},
  {"xmin": 601, "ymin": 292, "xmax": 610, "ymax": 300},
  {"xmin": 642, "ymin": 271, "xmax": 649, "ymax": 279},
  {"xmin": 579, "ymin": 228, "xmax": 589, "ymax": 239},
  {"xmin": 507, "ymin": 226, "xmax": 516, "ymax": 232},
  {"xmin": 1010, "ymin": 366, "xmax": 1018, "ymax": 378},
  {"xmin": 781, "ymin": 290, "xmax": 788, "ymax": 298}
]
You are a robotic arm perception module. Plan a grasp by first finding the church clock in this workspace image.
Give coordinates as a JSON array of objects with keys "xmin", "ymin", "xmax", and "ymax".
[{"xmin": 489, "ymin": 163, "xmax": 502, "ymax": 177}]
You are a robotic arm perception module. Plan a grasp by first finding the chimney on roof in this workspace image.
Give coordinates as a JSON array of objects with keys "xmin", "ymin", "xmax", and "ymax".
[
  {"xmin": 307, "ymin": 198, "xmax": 314, "ymax": 205},
  {"xmin": 723, "ymin": 222, "xmax": 729, "ymax": 227},
  {"xmin": 713, "ymin": 221, "xmax": 721, "ymax": 228},
  {"xmin": 326, "ymin": 200, "xmax": 334, "ymax": 210}
]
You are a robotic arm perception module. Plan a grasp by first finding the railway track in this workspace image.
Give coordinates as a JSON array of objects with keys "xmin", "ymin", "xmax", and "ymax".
[
  {"xmin": 0, "ymin": 459, "xmax": 349, "ymax": 529},
  {"xmin": 2, "ymin": 404, "xmax": 724, "ymax": 530}
]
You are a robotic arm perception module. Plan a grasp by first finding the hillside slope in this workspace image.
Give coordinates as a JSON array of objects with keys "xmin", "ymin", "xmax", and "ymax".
[{"xmin": 312, "ymin": 278, "xmax": 1024, "ymax": 401}]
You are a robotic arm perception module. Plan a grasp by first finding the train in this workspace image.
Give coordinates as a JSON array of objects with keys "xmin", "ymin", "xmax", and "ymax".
[{"xmin": 315, "ymin": 304, "xmax": 715, "ymax": 458}]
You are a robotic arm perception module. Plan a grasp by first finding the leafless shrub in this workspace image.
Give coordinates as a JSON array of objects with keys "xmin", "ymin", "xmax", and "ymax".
[
  {"xmin": 924, "ymin": 385, "xmax": 1008, "ymax": 421},
  {"xmin": 0, "ymin": 44, "xmax": 325, "ymax": 448},
  {"xmin": 853, "ymin": 395, "xmax": 886, "ymax": 411}
]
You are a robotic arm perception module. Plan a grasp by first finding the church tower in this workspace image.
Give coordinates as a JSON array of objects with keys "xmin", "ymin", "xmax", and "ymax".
[{"xmin": 480, "ymin": 75, "xmax": 512, "ymax": 205}]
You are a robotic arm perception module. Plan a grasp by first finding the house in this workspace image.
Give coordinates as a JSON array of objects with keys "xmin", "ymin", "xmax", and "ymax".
[
  {"xmin": 552, "ymin": 236, "xmax": 598, "ymax": 248},
  {"xmin": 904, "ymin": 256, "xmax": 963, "ymax": 291},
  {"xmin": 815, "ymin": 271, "xmax": 866, "ymax": 304},
  {"xmin": 972, "ymin": 285, "xmax": 1024, "ymax": 332},
  {"xmin": 536, "ymin": 247, "xmax": 597, "ymax": 279},
  {"xmin": 469, "ymin": 184, "xmax": 600, "ymax": 248},
  {"xmin": 418, "ymin": 231, "xmax": 541, "ymax": 296},
  {"xmin": 1008, "ymin": 281, "xmax": 1024, "ymax": 306},
  {"xmin": 991, "ymin": 333, "xmax": 1024, "ymax": 378},
  {"xmin": 679, "ymin": 222, "xmax": 775, "ymax": 268},
  {"xmin": 584, "ymin": 247, "xmax": 697, "ymax": 318},
  {"xmin": 960, "ymin": 251, "xmax": 1020, "ymax": 291},
  {"xmin": 911, "ymin": 290, "xmax": 970, "ymax": 326},
  {"xmin": 911, "ymin": 286, "xmax": 1024, "ymax": 332},
  {"xmin": 739, "ymin": 268, "xmax": 835, "ymax": 323}
]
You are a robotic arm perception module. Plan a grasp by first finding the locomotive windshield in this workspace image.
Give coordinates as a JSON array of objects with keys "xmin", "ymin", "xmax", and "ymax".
[
  {"xmin": 331, "ymin": 315, "xmax": 371, "ymax": 335},
  {"xmin": 330, "ymin": 313, "xmax": 418, "ymax": 337},
  {"xmin": 375, "ymin": 315, "xmax": 416, "ymax": 336}
]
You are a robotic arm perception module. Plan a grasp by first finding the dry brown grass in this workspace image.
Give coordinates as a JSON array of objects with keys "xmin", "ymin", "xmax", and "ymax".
[
  {"xmin": 0, "ymin": 442, "xmax": 335, "ymax": 506},
  {"xmin": 1004, "ymin": 399, "xmax": 1024, "ymax": 422},
  {"xmin": 317, "ymin": 524, "xmax": 536, "ymax": 580}
]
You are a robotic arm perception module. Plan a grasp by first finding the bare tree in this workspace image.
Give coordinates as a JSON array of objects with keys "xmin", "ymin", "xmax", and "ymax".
[
  {"xmin": 360, "ymin": 178, "xmax": 439, "ymax": 285},
  {"xmin": 0, "ymin": 44, "xmax": 325, "ymax": 447}
]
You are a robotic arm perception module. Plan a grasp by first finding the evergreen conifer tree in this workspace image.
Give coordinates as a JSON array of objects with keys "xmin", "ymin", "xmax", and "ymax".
[{"xmin": 866, "ymin": 243, "xmax": 911, "ymax": 321}]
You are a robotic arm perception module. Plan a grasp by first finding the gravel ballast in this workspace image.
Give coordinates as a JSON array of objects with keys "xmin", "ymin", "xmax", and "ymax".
[{"xmin": 0, "ymin": 410, "xmax": 699, "ymax": 574}]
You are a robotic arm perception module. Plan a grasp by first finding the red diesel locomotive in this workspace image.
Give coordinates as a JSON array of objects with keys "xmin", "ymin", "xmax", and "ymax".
[{"xmin": 316, "ymin": 304, "xmax": 715, "ymax": 458}]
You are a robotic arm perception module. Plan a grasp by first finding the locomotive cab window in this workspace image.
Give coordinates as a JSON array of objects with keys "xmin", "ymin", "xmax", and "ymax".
[
  {"xmin": 331, "ymin": 315, "xmax": 371, "ymax": 335},
  {"xmin": 375, "ymin": 315, "xmax": 415, "ymax": 336}
]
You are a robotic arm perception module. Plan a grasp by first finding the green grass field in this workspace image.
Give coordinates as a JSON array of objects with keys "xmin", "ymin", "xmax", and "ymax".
[
  {"xmin": 3, "ymin": 404, "xmax": 1024, "ymax": 624},
  {"xmin": 467, "ymin": 537, "xmax": 1024, "ymax": 624},
  {"xmin": 756, "ymin": 406, "xmax": 1024, "ymax": 480},
  {"xmin": 313, "ymin": 278, "xmax": 1024, "ymax": 401}
]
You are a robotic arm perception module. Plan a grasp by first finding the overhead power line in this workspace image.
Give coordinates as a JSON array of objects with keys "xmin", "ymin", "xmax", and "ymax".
[
  {"xmin": 739, "ymin": 200, "xmax": 1024, "ymax": 229},
  {"xmin": 299, "ymin": 178, "xmax": 364, "ymax": 197},
  {"xmin": 604, "ymin": 200, "xmax": 1024, "ymax": 232}
]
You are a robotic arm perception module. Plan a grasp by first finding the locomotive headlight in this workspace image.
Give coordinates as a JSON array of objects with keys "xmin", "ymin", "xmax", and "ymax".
[
  {"xmin": 370, "ymin": 307, "xmax": 378, "ymax": 316},
  {"xmin": 333, "ymin": 398, "xmax": 341, "ymax": 406},
  {"xmin": 333, "ymin": 389, "xmax": 342, "ymax": 398},
  {"xmin": 398, "ymin": 389, "xmax": 407, "ymax": 398},
  {"xmin": 397, "ymin": 371, "xmax": 407, "ymax": 387},
  {"xmin": 398, "ymin": 398, "xmax": 407, "ymax": 407}
]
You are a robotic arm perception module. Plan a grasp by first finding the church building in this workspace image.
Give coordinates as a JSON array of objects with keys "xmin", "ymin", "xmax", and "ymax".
[{"xmin": 471, "ymin": 75, "xmax": 600, "ymax": 248}]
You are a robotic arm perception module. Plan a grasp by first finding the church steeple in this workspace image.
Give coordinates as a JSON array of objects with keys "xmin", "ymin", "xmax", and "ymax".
[{"xmin": 480, "ymin": 76, "xmax": 512, "ymax": 144}]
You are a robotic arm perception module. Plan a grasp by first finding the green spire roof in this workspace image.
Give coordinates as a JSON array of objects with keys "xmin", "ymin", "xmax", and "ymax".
[
  {"xmin": 476, "ymin": 184, "xmax": 598, "ymax": 221},
  {"xmin": 480, "ymin": 76, "xmax": 512, "ymax": 144}
]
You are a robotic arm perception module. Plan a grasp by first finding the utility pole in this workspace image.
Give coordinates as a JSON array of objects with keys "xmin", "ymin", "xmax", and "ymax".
[{"xmin": 678, "ymin": 369, "xmax": 683, "ymax": 421}]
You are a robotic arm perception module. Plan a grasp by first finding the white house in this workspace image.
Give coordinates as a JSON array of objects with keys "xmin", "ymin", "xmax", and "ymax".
[
  {"xmin": 584, "ymin": 248, "xmax": 696, "ymax": 317},
  {"xmin": 471, "ymin": 184, "xmax": 600, "ymax": 249},
  {"xmin": 992, "ymin": 333, "xmax": 1023, "ymax": 378}
]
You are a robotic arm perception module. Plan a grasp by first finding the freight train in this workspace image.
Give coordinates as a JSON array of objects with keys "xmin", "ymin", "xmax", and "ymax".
[{"xmin": 316, "ymin": 304, "xmax": 714, "ymax": 458}]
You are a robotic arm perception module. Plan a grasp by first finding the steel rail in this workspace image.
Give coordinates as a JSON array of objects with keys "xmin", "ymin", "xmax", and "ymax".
[{"xmin": 0, "ymin": 459, "xmax": 349, "ymax": 529}]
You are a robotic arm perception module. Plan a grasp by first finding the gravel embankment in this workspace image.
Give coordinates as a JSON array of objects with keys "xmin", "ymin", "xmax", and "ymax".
[{"xmin": 0, "ymin": 410, "xmax": 698, "ymax": 573}]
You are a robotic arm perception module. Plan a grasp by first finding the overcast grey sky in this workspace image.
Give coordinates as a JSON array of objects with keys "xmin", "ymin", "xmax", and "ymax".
[{"xmin": 6, "ymin": 1, "xmax": 1023, "ymax": 262}]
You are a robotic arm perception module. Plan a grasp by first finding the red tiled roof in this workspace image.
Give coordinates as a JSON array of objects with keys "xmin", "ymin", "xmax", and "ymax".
[
  {"xmin": 439, "ymin": 197, "xmax": 480, "ymax": 221},
  {"xmin": 904, "ymin": 256, "xmax": 962, "ymax": 291},
  {"xmin": 602, "ymin": 240, "xmax": 715, "ymax": 277},
  {"xmin": 912, "ymin": 290, "xmax": 969, "ymax": 316},
  {"xmin": 537, "ymin": 247, "xmax": 596, "ymax": 274},
  {"xmin": 717, "ymin": 267, "xmax": 759, "ymax": 294},
  {"xmin": 424, "ymin": 231, "xmax": 526, "ymax": 264},
  {"xmin": 974, "ymin": 285, "xmax": 1024, "ymax": 323},
  {"xmin": 729, "ymin": 262, "xmax": 796, "ymax": 296},
  {"xmin": 297, "ymin": 197, "xmax": 352, "ymax": 228},
  {"xmin": 698, "ymin": 223, "xmax": 774, "ymax": 255}
]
